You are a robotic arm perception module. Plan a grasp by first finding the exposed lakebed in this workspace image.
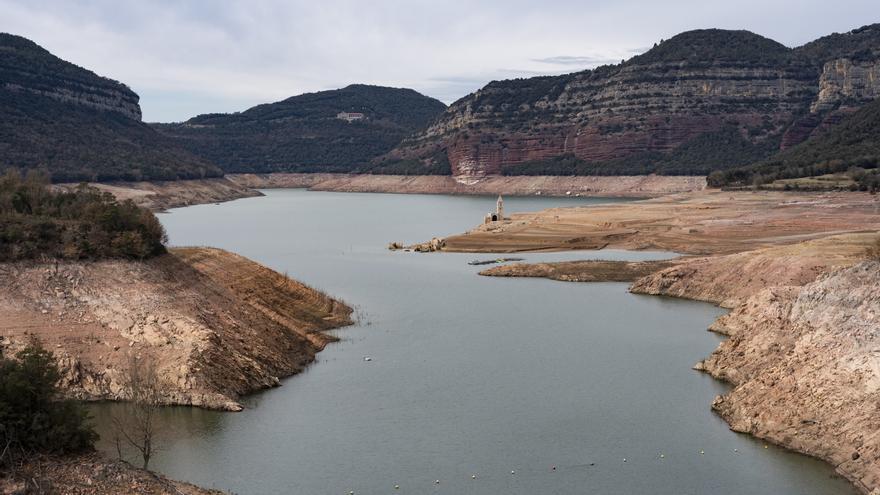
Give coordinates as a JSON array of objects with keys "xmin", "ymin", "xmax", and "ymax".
[{"xmin": 90, "ymin": 190, "xmax": 854, "ymax": 494}]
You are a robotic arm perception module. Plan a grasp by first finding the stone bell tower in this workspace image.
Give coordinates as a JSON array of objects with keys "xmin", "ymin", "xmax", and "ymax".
[{"xmin": 496, "ymin": 195, "xmax": 504, "ymax": 221}]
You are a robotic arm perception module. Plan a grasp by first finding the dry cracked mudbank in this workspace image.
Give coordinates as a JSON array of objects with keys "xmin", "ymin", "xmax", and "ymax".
[
  {"xmin": 1, "ymin": 453, "xmax": 224, "ymax": 495},
  {"xmin": 434, "ymin": 190, "xmax": 880, "ymax": 494},
  {"xmin": 227, "ymin": 172, "xmax": 706, "ymax": 198},
  {"xmin": 0, "ymin": 247, "xmax": 352, "ymax": 411}
]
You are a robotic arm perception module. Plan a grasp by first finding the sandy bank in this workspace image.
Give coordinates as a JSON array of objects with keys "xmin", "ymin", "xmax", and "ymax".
[
  {"xmin": 0, "ymin": 247, "xmax": 352, "ymax": 411},
  {"xmin": 56, "ymin": 177, "xmax": 262, "ymax": 211},
  {"xmin": 227, "ymin": 172, "xmax": 706, "ymax": 198}
]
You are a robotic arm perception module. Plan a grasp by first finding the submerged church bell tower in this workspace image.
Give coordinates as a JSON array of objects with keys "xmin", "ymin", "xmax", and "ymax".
[{"xmin": 485, "ymin": 195, "xmax": 505, "ymax": 224}]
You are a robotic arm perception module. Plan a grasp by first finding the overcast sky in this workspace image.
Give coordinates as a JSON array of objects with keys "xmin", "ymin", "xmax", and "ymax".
[{"xmin": 1, "ymin": 0, "xmax": 876, "ymax": 122}]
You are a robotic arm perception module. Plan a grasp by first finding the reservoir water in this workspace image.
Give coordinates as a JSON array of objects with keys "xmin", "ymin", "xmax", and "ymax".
[{"xmin": 91, "ymin": 189, "xmax": 853, "ymax": 494}]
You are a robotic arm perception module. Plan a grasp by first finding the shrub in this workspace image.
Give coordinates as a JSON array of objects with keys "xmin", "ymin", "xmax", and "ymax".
[
  {"xmin": 0, "ymin": 169, "xmax": 167, "ymax": 261},
  {"xmin": 0, "ymin": 340, "xmax": 97, "ymax": 467}
]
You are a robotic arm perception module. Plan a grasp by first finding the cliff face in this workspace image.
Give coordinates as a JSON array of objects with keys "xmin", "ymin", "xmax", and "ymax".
[
  {"xmin": 0, "ymin": 33, "xmax": 222, "ymax": 182},
  {"xmin": 0, "ymin": 33, "xmax": 141, "ymax": 120},
  {"xmin": 388, "ymin": 26, "xmax": 880, "ymax": 178},
  {"xmin": 812, "ymin": 58, "xmax": 880, "ymax": 112}
]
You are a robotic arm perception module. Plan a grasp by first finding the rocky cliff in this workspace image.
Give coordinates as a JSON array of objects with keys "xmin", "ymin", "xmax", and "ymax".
[
  {"xmin": 0, "ymin": 33, "xmax": 222, "ymax": 182},
  {"xmin": 387, "ymin": 25, "xmax": 880, "ymax": 178},
  {"xmin": 0, "ymin": 33, "xmax": 141, "ymax": 120}
]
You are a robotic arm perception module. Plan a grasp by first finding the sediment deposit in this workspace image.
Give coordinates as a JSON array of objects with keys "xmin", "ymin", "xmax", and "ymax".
[
  {"xmin": 438, "ymin": 190, "xmax": 880, "ymax": 254},
  {"xmin": 480, "ymin": 259, "xmax": 678, "ymax": 282},
  {"xmin": 0, "ymin": 247, "xmax": 351, "ymax": 411}
]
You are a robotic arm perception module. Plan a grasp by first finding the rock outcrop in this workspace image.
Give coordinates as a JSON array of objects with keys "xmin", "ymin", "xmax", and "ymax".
[
  {"xmin": 0, "ymin": 248, "xmax": 352, "ymax": 411},
  {"xmin": 812, "ymin": 58, "xmax": 880, "ymax": 112},
  {"xmin": 699, "ymin": 262, "xmax": 880, "ymax": 494},
  {"xmin": 388, "ymin": 26, "xmax": 880, "ymax": 178},
  {"xmin": 0, "ymin": 33, "xmax": 222, "ymax": 182},
  {"xmin": 0, "ymin": 34, "xmax": 141, "ymax": 120}
]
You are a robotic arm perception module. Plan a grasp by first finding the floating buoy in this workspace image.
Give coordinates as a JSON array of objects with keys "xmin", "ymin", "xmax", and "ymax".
[
  {"xmin": 471, "ymin": 474, "xmax": 477, "ymax": 479},
  {"xmin": 363, "ymin": 356, "xmax": 372, "ymax": 362},
  {"xmin": 623, "ymin": 458, "xmax": 627, "ymax": 462},
  {"xmin": 764, "ymin": 445, "xmax": 769, "ymax": 449},
  {"xmin": 734, "ymin": 448, "xmax": 739, "ymax": 453},
  {"xmin": 434, "ymin": 480, "xmax": 440, "ymax": 485},
  {"xmin": 394, "ymin": 485, "xmax": 399, "ymax": 490},
  {"xmin": 700, "ymin": 450, "xmax": 705, "ymax": 455},
  {"xmin": 589, "ymin": 462, "xmax": 595, "ymax": 466},
  {"xmin": 348, "ymin": 491, "xmax": 354, "ymax": 495},
  {"xmin": 511, "ymin": 470, "xmax": 516, "ymax": 475},
  {"xmin": 551, "ymin": 465, "xmax": 557, "ymax": 471},
  {"xmin": 659, "ymin": 454, "xmax": 665, "ymax": 459}
]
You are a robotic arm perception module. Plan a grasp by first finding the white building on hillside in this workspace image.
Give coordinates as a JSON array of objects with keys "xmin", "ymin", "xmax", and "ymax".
[{"xmin": 336, "ymin": 111, "xmax": 365, "ymax": 122}]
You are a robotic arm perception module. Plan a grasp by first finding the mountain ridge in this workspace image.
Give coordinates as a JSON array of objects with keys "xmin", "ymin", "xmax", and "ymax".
[
  {"xmin": 383, "ymin": 24, "xmax": 880, "ymax": 178},
  {"xmin": 154, "ymin": 84, "xmax": 447, "ymax": 174},
  {"xmin": 0, "ymin": 33, "xmax": 222, "ymax": 182}
]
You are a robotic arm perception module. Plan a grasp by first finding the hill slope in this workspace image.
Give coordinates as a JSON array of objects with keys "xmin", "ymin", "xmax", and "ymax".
[
  {"xmin": 709, "ymin": 97, "xmax": 880, "ymax": 190},
  {"xmin": 155, "ymin": 85, "xmax": 447, "ymax": 174},
  {"xmin": 0, "ymin": 33, "xmax": 221, "ymax": 182},
  {"xmin": 385, "ymin": 25, "xmax": 880, "ymax": 178}
]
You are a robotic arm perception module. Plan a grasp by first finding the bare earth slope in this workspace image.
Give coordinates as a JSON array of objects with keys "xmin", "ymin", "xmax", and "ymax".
[
  {"xmin": 630, "ymin": 232, "xmax": 876, "ymax": 307},
  {"xmin": 700, "ymin": 262, "xmax": 880, "ymax": 494},
  {"xmin": 0, "ymin": 247, "xmax": 351, "ymax": 411}
]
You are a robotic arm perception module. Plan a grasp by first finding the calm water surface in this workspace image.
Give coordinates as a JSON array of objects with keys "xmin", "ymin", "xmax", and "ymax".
[{"xmin": 91, "ymin": 190, "xmax": 853, "ymax": 494}]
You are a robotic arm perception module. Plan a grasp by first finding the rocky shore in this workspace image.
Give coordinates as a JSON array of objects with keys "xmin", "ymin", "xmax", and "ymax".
[
  {"xmin": 0, "ymin": 247, "xmax": 352, "ymax": 411},
  {"xmin": 425, "ymin": 191, "xmax": 880, "ymax": 494}
]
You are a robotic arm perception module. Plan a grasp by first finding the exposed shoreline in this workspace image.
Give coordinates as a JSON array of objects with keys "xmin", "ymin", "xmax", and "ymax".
[
  {"xmin": 227, "ymin": 172, "xmax": 707, "ymax": 198},
  {"xmin": 440, "ymin": 193, "xmax": 880, "ymax": 494},
  {"xmin": 0, "ymin": 247, "xmax": 352, "ymax": 412},
  {"xmin": 55, "ymin": 173, "xmax": 705, "ymax": 215}
]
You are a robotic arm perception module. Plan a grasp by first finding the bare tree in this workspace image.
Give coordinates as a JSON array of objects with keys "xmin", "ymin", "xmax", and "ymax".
[{"xmin": 112, "ymin": 355, "xmax": 163, "ymax": 470}]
